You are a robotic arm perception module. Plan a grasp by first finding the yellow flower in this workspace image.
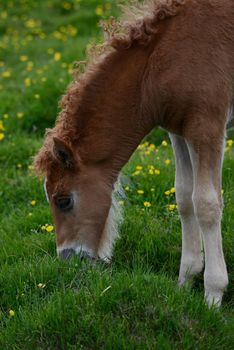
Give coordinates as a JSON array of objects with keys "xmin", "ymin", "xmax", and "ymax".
[
  {"xmin": 162, "ymin": 140, "xmax": 168, "ymax": 146},
  {"xmin": 46, "ymin": 225, "xmax": 54, "ymax": 232},
  {"xmin": 0, "ymin": 121, "xmax": 5, "ymax": 131},
  {"xmin": 155, "ymin": 169, "xmax": 160, "ymax": 175},
  {"xmin": 0, "ymin": 133, "xmax": 5, "ymax": 141},
  {"xmin": 24, "ymin": 77, "xmax": 31, "ymax": 87},
  {"xmin": 17, "ymin": 112, "xmax": 24, "ymax": 118},
  {"xmin": 3, "ymin": 113, "xmax": 9, "ymax": 119},
  {"xmin": 168, "ymin": 204, "xmax": 177, "ymax": 211},
  {"xmin": 227, "ymin": 139, "xmax": 233, "ymax": 146},
  {"xmin": 37, "ymin": 283, "xmax": 46, "ymax": 289},
  {"xmin": 54, "ymin": 52, "xmax": 61, "ymax": 61},
  {"xmin": 95, "ymin": 6, "xmax": 103, "ymax": 16},
  {"xmin": 221, "ymin": 189, "xmax": 224, "ymax": 195},
  {"xmin": 144, "ymin": 201, "xmax": 151, "ymax": 208},
  {"xmin": 136, "ymin": 165, "xmax": 143, "ymax": 171},
  {"xmin": 118, "ymin": 200, "xmax": 124, "ymax": 205},
  {"xmin": 28, "ymin": 213, "xmax": 33, "ymax": 217},
  {"xmin": 31, "ymin": 200, "xmax": 36, "ymax": 206},
  {"xmin": 20, "ymin": 55, "xmax": 28, "ymax": 62},
  {"xmin": 34, "ymin": 94, "xmax": 40, "ymax": 99},
  {"xmin": 17, "ymin": 163, "xmax": 22, "ymax": 168},
  {"xmin": 132, "ymin": 170, "xmax": 140, "ymax": 176},
  {"xmin": 164, "ymin": 159, "xmax": 171, "ymax": 165},
  {"xmin": 170, "ymin": 187, "xmax": 176, "ymax": 193},
  {"xmin": 125, "ymin": 186, "xmax": 130, "ymax": 191},
  {"xmin": 137, "ymin": 190, "xmax": 144, "ymax": 195},
  {"xmin": 9, "ymin": 310, "xmax": 15, "ymax": 317},
  {"xmin": 149, "ymin": 143, "xmax": 156, "ymax": 150},
  {"xmin": 150, "ymin": 188, "xmax": 155, "ymax": 192},
  {"xmin": 164, "ymin": 190, "xmax": 170, "ymax": 196},
  {"xmin": 148, "ymin": 169, "xmax": 154, "ymax": 175},
  {"xmin": 2, "ymin": 70, "xmax": 11, "ymax": 78}
]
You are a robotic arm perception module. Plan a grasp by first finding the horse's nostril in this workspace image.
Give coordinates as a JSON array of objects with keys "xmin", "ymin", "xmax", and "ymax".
[{"xmin": 59, "ymin": 248, "xmax": 76, "ymax": 260}]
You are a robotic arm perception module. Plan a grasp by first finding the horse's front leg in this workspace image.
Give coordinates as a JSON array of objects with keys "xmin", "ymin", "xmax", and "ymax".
[
  {"xmin": 170, "ymin": 134, "xmax": 204, "ymax": 285},
  {"xmin": 186, "ymin": 124, "xmax": 228, "ymax": 307}
]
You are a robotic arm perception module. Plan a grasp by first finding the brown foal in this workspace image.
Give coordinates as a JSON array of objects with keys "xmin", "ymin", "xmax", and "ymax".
[{"xmin": 34, "ymin": 0, "xmax": 234, "ymax": 306}]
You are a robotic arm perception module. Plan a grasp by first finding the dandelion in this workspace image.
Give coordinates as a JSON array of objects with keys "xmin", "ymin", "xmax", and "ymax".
[
  {"xmin": 2, "ymin": 70, "xmax": 11, "ymax": 78},
  {"xmin": 227, "ymin": 139, "xmax": 233, "ymax": 146},
  {"xmin": 164, "ymin": 159, "xmax": 171, "ymax": 165},
  {"xmin": 132, "ymin": 170, "xmax": 140, "ymax": 176},
  {"xmin": 96, "ymin": 6, "xmax": 103, "ymax": 16},
  {"xmin": 148, "ymin": 169, "xmax": 154, "ymax": 175},
  {"xmin": 0, "ymin": 121, "xmax": 5, "ymax": 131},
  {"xmin": 28, "ymin": 213, "xmax": 33, "ymax": 217},
  {"xmin": 17, "ymin": 163, "xmax": 22, "ymax": 168},
  {"xmin": 164, "ymin": 190, "xmax": 171, "ymax": 196},
  {"xmin": 31, "ymin": 200, "xmax": 36, "ymax": 206},
  {"xmin": 168, "ymin": 204, "xmax": 177, "ymax": 211},
  {"xmin": 155, "ymin": 169, "xmax": 160, "ymax": 175},
  {"xmin": 3, "ymin": 113, "xmax": 9, "ymax": 119},
  {"xmin": 54, "ymin": 52, "xmax": 61, "ymax": 61},
  {"xmin": 221, "ymin": 189, "xmax": 224, "ymax": 195},
  {"xmin": 144, "ymin": 201, "xmax": 151, "ymax": 208},
  {"xmin": 149, "ymin": 143, "xmax": 156, "ymax": 150},
  {"xmin": 170, "ymin": 187, "xmax": 176, "ymax": 193},
  {"xmin": 150, "ymin": 188, "xmax": 155, "ymax": 192},
  {"xmin": 125, "ymin": 186, "xmax": 130, "ymax": 191},
  {"xmin": 9, "ymin": 310, "xmax": 15, "ymax": 317},
  {"xmin": 136, "ymin": 165, "xmax": 143, "ymax": 171},
  {"xmin": 17, "ymin": 112, "xmax": 24, "ymax": 118},
  {"xmin": 20, "ymin": 55, "xmax": 28, "ymax": 62},
  {"xmin": 37, "ymin": 283, "xmax": 46, "ymax": 289},
  {"xmin": 34, "ymin": 94, "xmax": 40, "ymax": 99},
  {"xmin": 46, "ymin": 225, "xmax": 54, "ymax": 232},
  {"xmin": 0, "ymin": 133, "xmax": 5, "ymax": 141},
  {"xmin": 162, "ymin": 140, "xmax": 168, "ymax": 146},
  {"xmin": 137, "ymin": 190, "xmax": 144, "ymax": 195},
  {"xmin": 24, "ymin": 77, "xmax": 31, "ymax": 87}
]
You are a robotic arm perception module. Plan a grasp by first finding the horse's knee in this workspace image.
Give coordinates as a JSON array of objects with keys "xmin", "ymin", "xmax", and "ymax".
[
  {"xmin": 192, "ymin": 190, "xmax": 222, "ymax": 228},
  {"xmin": 176, "ymin": 187, "xmax": 194, "ymax": 217}
]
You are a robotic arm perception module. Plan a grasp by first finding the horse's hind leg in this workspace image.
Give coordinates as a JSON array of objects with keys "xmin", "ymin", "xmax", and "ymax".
[
  {"xmin": 186, "ymin": 124, "xmax": 228, "ymax": 307},
  {"xmin": 170, "ymin": 134, "xmax": 204, "ymax": 285}
]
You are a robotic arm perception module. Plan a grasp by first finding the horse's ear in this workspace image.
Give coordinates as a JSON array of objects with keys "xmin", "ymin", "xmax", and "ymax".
[{"xmin": 53, "ymin": 137, "xmax": 74, "ymax": 168}]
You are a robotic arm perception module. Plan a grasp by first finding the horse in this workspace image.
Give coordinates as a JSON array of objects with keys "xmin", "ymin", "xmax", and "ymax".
[{"xmin": 34, "ymin": 0, "xmax": 234, "ymax": 307}]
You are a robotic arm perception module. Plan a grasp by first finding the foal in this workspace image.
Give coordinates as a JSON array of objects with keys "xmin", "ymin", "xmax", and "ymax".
[{"xmin": 34, "ymin": 0, "xmax": 234, "ymax": 307}]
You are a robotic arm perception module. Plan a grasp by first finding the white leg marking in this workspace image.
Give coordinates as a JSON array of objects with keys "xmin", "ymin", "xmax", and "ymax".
[
  {"xmin": 170, "ymin": 134, "xmax": 203, "ymax": 285},
  {"xmin": 187, "ymin": 139, "xmax": 228, "ymax": 307}
]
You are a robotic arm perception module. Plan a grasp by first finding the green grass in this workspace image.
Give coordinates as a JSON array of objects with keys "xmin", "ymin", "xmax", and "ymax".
[{"xmin": 0, "ymin": 1, "xmax": 233, "ymax": 348}]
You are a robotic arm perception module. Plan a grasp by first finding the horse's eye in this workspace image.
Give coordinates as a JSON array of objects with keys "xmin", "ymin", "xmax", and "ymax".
[{"xmin": 55, "ymin": 195, "xmax": 74, "ymax": 212}]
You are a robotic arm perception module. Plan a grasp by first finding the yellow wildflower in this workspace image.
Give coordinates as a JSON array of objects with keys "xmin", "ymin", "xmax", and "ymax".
[
  {"xmin": 54, "ymin": 52, "xmax": 61, "ymax": 61},
  {"xmin": 136, "ymin": 165, "xmax": 143, "ymax": 171},
  {"xmin": 20, "ymin": 55, "xmax": 28, "ymax": 62},
  {"xmin": 155, "ymin": 169, "xmax": 160, "ymax": 175},
  {"xmin": 95, "ymin": 6, "xmax": 103, "ymax": 16},
  {"xmin": 148, "ymin": 169, "xmax": 154, "ymax": 175},
  {"xmin": 144, "ymin": 201, "xmax": 151, "ymax": 208},
  {"xmin": 9, "ymin": 310, "xmax": 15, "ymax": 317},
  {"xmin": 46, "ymin": 225, "xmax": 54, "ymax": 232},
  {"xmin": 34, "ymin": 94, "xmax": 40, "ymax": 99},
  {"xmin": 170, "ymin": 187, "xmax": 176, "ymax": 193},
  {"xmin": 162, "ymin": 140, "xmax": 168, "ymax": 146},
  {"xmin": 164, "ymin": 190, "xmax": 171, "ymax": 196},
  {"xmin": 168, "ymin": 204, "xmax": 177, "ymax": 211},
  {"xmin": 151, "ymin": 188, "xmax": 155, "ymax": 192},
  {"xmin": 118, "ymin": 200, "xmax": 124, "ymax": 205},
  {"xmin": 17, "ymin": 112, "xmax": 24, "ymax": 118},
  {"xmin": 227, "ymin": 139, "xmax": 233, "ymax": 146},
  {"xmin": 125, "ymin": 186, "xmax": 130, "ymax": 191},
  {"xmin": 137, "ymin": 190, "xmax": 144, "ymax": 195},
  {"xmin": 2, "ymin": 71, "xmax": 11, "ymax": 78},
  {"xmin": 132, "ymin": 170, "xmax": 140, "ymax": 176},
  {"xmin": 149, "ymin": 143, "xmax": 156, "ymax": 150},
  {"xmin": 31, "ymin": 200, "xmax": 36, "ymax": 206},
  {"xmin": 17, "ymin": 164, "xmax": 22, "ymax": 168},
  {"xmin": 164, "ymin": 159, "xmax": 171, "ymax": 165},
  {"xmin": 24, "ymin": 77, "xmax": 31, "ymax": 87},
  {"xmin": 37, "ymin": 283, "xmax": 46, "ymax": 289},
  {"xmin": 3, "ymin": 113, "xmax": 9, "ymax": 119},
  {"xmin": 0, "ymin": 133, "xmax": 5, "ymax": 141},
  {"xmin": 0, "ymin": 121, "xmax": 5, "ymax": 131}
]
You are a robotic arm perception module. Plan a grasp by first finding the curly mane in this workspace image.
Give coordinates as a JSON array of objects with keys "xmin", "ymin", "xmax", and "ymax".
[{"xmin": 34, "ymin": 0, "xmax": 185, "ymax": 174}]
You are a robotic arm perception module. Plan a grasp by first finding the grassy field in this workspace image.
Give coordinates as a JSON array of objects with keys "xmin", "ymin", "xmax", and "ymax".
[{"xmin": 0, "ymin": 1, "xmax": 233, "ymax": 348}]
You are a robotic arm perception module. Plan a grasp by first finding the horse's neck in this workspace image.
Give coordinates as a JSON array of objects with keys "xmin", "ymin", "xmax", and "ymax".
[{"xmin": 77, "ymin": 47, "xmax": 156, "ymax": 170}]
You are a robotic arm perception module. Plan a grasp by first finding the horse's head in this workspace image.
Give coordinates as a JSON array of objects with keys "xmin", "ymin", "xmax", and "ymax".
[{"xmin": 35, "ymin": 133, "xmax": 121, "ymax": 261}]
